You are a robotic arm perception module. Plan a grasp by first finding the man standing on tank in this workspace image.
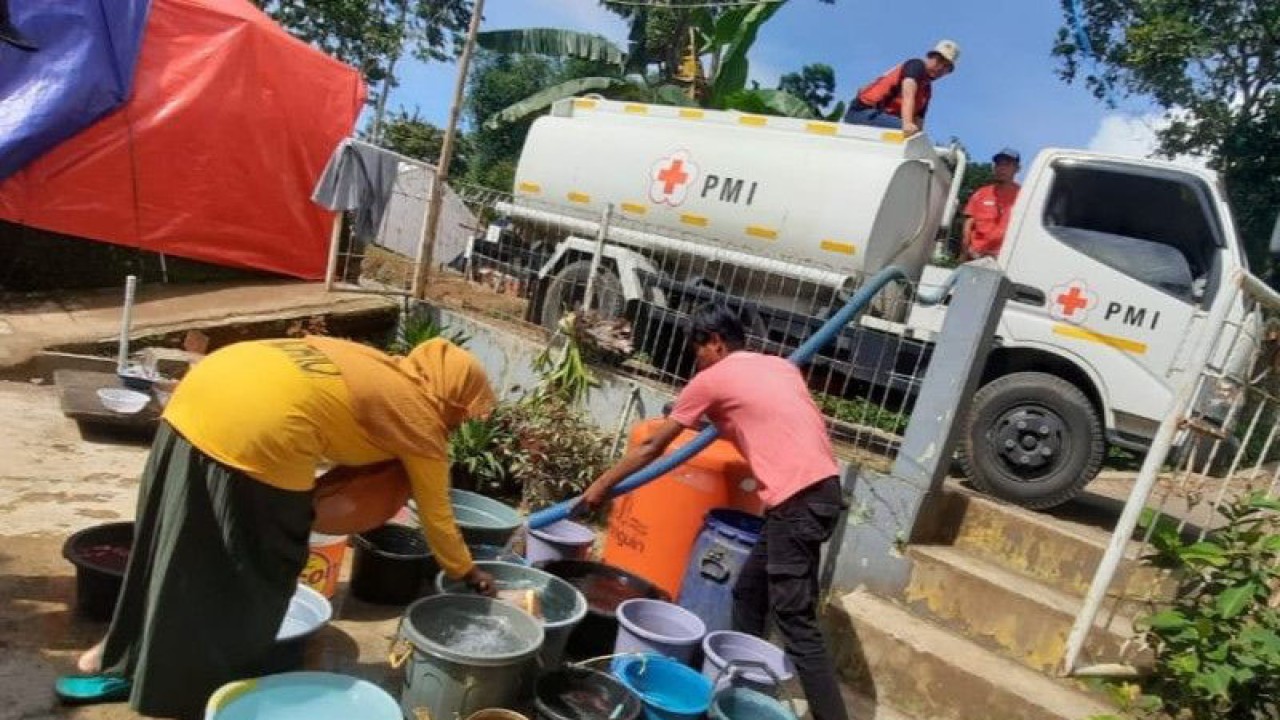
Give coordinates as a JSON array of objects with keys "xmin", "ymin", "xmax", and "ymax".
[{"xmin": 580, "ymin": 303, "xmax": 849, "ymax": 720}]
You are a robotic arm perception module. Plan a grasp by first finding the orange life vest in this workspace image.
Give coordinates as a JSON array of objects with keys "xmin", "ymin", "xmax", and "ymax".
[{"xmin": 855, "ymin": 62, "xmax": 932, "ymax": 119}]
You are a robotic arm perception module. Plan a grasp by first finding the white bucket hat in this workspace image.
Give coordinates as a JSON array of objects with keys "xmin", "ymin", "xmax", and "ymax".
[{"xmin": 930, "ymin": 39, "xmax": 960, "ymax": 67}]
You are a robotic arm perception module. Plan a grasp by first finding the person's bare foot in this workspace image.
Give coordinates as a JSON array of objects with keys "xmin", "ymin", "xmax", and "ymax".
[{"xmin": 76, "ymin": 640, "xmax": 105, "ymax": 674}]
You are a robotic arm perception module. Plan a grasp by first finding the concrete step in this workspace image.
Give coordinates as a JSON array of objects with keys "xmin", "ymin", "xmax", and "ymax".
[
  {"xmin": 924, "ymin": 482, "xmax": 1176, "ymax": 608},
  {"xmin": 826, "ymin": 589, "xmax": 1115, "ymax": 720},
  {"xmin": 904, "ymin": 545, "xmax": 1145, "ymax": 674}
]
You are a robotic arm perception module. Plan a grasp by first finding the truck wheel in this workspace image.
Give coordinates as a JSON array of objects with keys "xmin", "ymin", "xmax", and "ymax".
[
  {"xmin": 539, "ymin": 260, "xmax": 625, "ymax": 330},
  {"xmin": 957, "ymin": 372, "xmax": 1103, "ymax": 510}
]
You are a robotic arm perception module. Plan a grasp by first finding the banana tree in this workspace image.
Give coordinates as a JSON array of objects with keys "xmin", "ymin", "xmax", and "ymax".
[{"xmin": 477, "ymin": 1, "xmax": 815, "ymax": 128}]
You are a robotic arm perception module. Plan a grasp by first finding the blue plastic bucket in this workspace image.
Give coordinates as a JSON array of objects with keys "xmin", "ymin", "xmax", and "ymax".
[
  {"xmin": 614, "ymin": 599, "xmax": 706, "ymax": 665},
  {"xmin": 707, "ymin": 686, "xmax": 796, "ymax": 720},
  {"xmin": 676, "ymin": 509, "xmax": 762, "ymax": 635},
  {"xmin": 612, "ymin": 655, "xmax": 712, "ymax": 720},
  {"xmin": 526, "ymin": 519, "xmax": 595, "ymax": 565},
  {"xmin": 204, "ymin": 672, "xmax": 400, "ymax": 720}
]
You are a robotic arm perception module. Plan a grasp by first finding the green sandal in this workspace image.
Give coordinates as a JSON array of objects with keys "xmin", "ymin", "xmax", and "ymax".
[{"xmin": 54, "ymin": 674, "xmax": 132, "ymax": 705}]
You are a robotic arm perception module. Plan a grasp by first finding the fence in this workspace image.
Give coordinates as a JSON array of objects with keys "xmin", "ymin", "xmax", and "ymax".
[
  {"xmin": 323, "ymin": 145, "xmax": 478, "ymax": 297},
  {"xmin": 432, "ymin": 181, "xmax": 948, "ymax": 467},
  {"xmin": 1061, "ymin": 269, "xmax": 1280, "ymax": 676}
]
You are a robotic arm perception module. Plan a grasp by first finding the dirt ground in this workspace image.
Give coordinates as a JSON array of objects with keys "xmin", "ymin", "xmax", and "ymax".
[{"xmin": 0, "ymin": 381, "xmax": 403, "ymax": 719}]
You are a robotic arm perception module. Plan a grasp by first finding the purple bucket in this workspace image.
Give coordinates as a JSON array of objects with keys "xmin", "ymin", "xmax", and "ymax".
[
  {"xmin": 614, "ymin": 598, "xmax": 707, "ymax": 665},
  {"xmin": 700, "ymin": 631, "xmax": 795, "ymax": 694},
  {"xmin": 525, "ymin": 520, "xmax": 595, "ymax": 565}
]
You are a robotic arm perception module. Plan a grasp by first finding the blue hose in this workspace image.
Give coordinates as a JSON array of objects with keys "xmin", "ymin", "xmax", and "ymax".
[{"xmin": 527, "ymin": 265, "xmax": 910, "ymax": 530}]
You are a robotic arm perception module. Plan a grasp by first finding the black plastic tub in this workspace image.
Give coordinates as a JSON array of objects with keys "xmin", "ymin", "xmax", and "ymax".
[
  {"xmin": 535, "ymin": 560, "xmax": 670, "ymax": 661},
  {"xmin": 535, "ymin": 666, "xmax": 642, "ymax": 720},
  {"xmin": 350, "ymin": 524, "xmax": 433, "ymax": 605},
  {"xmin": 62, "ymin": 521, "xmax": 134, "ymax": 621}
]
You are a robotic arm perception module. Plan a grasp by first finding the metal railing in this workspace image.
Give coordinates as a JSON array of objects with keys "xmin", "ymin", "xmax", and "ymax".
[
  {"xmin": 438, "ymin": 182, "xmax": 945, "ymax": 467},
  {"xmin": 1062, "ymin": 268, "xmax": 1280, "ymax": 675}
]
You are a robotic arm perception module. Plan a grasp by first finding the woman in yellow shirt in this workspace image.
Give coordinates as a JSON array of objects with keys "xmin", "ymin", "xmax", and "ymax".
[{"xmin": 59, "ymin": 336, "xmax": 497, "ymax": 718}]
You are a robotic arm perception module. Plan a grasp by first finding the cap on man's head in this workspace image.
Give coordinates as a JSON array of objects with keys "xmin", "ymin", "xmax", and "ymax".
[
  {"xmin": 993, "ymin": 147, "xmax": 1021, "ymax": 164},
  {"xmin": 929, "ymin": 40, "xmax": 960, "ymax": 66}
]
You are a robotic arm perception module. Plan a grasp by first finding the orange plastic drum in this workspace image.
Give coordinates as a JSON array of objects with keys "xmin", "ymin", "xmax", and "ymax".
[{"xmin": 603, "ymin": 418, "xmax": 763, "ymax": 598}]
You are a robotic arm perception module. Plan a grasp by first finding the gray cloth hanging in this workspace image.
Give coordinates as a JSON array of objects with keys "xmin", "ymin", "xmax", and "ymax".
[{"xmin": 312, "ymin": 138, "xmax": 401, "ymax": 239}]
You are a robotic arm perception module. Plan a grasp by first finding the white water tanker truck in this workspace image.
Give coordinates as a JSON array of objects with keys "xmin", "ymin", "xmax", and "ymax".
[{"xmin": 473, "ymin": 97, "xmax": 1262, "ymax": 509}]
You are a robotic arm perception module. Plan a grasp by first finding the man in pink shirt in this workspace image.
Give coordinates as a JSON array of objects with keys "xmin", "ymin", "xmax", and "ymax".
[{"xmin": 581, "ymin": 303, "xmax": 848, "ymax": 720}]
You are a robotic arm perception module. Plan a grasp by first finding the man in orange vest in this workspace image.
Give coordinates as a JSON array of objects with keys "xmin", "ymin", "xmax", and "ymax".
[
  {"xmin": 962, "ymin": 148, "xmax": 1022, "ymax": 260},
  {"xmin": 844, "ymin": 40, "xmax": 959, "ymax": 137}
]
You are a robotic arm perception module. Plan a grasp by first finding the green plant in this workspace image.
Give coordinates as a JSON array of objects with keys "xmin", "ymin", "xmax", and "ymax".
[
  {"xmin": 448, "ymin": 417, "xmax": 511, "ymax": 496},
  {"xmin": 391, "ymin": 313, "xmax": 471, "ymax": 354},
  {"xmin": 497, "ymin": 394, "xmax": 612, "ymax": 512},
  {"xmin": 814, "ymin": 392, "xmax": 909, "ymax": 436},
  {"xmin": 1114, "ymin": 494, "xmax": 1280, "ymax": 719},
  {"xmin": 533, "ymin": 311, "xmax": 633, "ymax": 405}
]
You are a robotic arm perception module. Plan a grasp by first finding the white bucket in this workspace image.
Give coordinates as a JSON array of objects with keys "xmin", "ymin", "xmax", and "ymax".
[{"xmin": 300, "ymin": 533, "xmax": 348, "ymax": 598}]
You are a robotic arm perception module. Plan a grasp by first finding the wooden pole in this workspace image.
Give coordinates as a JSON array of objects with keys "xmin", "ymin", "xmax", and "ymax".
[{"xmin": 413, "ymin": 0, "xmax": 485, "ymax": 299}]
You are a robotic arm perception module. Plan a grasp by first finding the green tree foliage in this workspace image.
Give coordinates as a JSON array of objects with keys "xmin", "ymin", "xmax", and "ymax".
[
  {"xmin": 373, "ymin": 108, "xmax": 448, "ymax": 164},
  {"xmin": 1053, "ymin": 0, "xmax": 1280, "ymax": 270},
  {"xmin": 463, "ymin": 53, "xmax": 581, "ymax": 190},
  {"xmin": 250, "ymin": 0, "xmax": 472, "ymax": 91},
  {"xmin": 475, "ymin": 3, "xmax": 819, "ymax": 127},
  {"xmin": 778, "ymin": 63, "xmax": 837, "ymax": 115}
]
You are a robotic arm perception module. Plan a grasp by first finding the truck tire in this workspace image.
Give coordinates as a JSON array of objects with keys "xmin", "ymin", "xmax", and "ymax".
[
  {"xmin": 957, "ymin": 372, "xmax": 1103, "ymax": 510},
  {"xmin": 539, "ymin": 259, "xmax": 625, "ymax": 330}
]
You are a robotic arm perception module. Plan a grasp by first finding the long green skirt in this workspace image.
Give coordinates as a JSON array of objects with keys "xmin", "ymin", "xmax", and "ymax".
[{"xmin": 99, "ymin": 421, "xmax": 313, "ymax": 719}]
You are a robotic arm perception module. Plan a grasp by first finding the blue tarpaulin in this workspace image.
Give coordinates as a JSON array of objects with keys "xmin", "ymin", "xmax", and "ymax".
[{"xmin": 0, "ymin": 0, "xmax": 151, "ymax": 181}]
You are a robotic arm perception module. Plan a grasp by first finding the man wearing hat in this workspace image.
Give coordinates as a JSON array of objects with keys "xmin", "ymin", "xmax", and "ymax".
[
  {"xmin": 962, "ymin": 148, "xmax": 1022, "ymax": 260},
  {"xmin": 844, "ymin": 40, "xmax": 959, "ymax": 137}
]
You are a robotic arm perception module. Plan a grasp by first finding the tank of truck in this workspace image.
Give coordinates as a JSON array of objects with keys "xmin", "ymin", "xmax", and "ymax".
[{"xmin": 512, "ymin": 98, "xmax": 957, "ymax": 285}]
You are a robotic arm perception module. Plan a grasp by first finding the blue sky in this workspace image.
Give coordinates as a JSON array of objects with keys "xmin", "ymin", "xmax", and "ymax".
[{"xmin": 386, "ymin": 0, "xmax": 1164, "ymax": 166}]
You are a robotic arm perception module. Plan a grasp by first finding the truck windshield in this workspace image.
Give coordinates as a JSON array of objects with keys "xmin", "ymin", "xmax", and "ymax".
[{"xmin": 1042, "ymin": 163, "xmax": 1222, "ymax": 304}]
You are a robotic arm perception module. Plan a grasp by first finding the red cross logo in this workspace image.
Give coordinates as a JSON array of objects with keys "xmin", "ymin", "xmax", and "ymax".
[
  {"xmin": 657, "ymin": 159, "xmax": 689, "ymax": 195},
  {"xmin": 650, "ymin": 150, "xmax": 699, "ymax": 206},
  {"xmin": 1049, "ymin": 280, "xmax": 1098, "ymax": 323},
  {"xmin": 1056, "ymin": 286, "xmax": 1089, "ymax": 317}
]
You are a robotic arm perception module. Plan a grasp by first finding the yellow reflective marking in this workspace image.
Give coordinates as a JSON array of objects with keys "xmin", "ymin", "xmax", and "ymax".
[
  {"xmin": 1053, "ymin": 324, "xmax": 1148, "ymax": 354},
  {"xmin": 680, "ymin": 213, "xmax": 709, "ymax": 227},
  {"xmin": 806, "ymin": 122, "xmax": 839, "ymax": 136},
  {"xmin": 738, "ymin": 115, "xmax": 768, "ymax": 127},
  {"xmin": 567, "ymin": 191, "xmax": 591, "ymax": 204},
  {"xmin": 880, "ymin": 131, "xmax": 905, "ymax": 143},
  {"xmin": 517, "ymin": 181, "xmax": 541, "ymax": 194},
  {"xmin": 820, "ymin": 240, "xmax": 857, "ymax": 255},
  {"xmin": 679, "ymin": 109, "xmax": 705, "ymax": 119},
  {"xmin": 623, "ymin": 104, "xmax": 648, "ymax": 114},
  {"xmin": 621, "ymin": 202, "xmax": 648, "ymax": 215},
  {"xmin": 572, "ymin": 99, "xmax": 598, "ymax": 110},
  {"xmin": 746, "ymin": 225, "xmax": 778, "ymax": 240}
]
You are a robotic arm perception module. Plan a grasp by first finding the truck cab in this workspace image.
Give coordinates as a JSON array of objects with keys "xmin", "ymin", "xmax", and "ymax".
[{"xmin": 946, "ymin": 150, "xmax": 1256, "ymax": 507}]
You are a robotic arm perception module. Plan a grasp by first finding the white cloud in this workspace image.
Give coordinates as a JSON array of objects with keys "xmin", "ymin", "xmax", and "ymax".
[{"xmin": 1086, "ymin": 112, "xmax": 1207, "ymax": 169}]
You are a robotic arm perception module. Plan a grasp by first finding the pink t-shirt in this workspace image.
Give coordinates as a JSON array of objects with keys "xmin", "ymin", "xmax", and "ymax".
[{"xmin": 670, "ymin": 352, "xmax": 839, "ymax": 508}]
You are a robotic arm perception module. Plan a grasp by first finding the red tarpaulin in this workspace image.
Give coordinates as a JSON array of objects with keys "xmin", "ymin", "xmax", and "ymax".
[{"xmin": 0, "ymin": 0, "xmax": 365, "ymax": 279}]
